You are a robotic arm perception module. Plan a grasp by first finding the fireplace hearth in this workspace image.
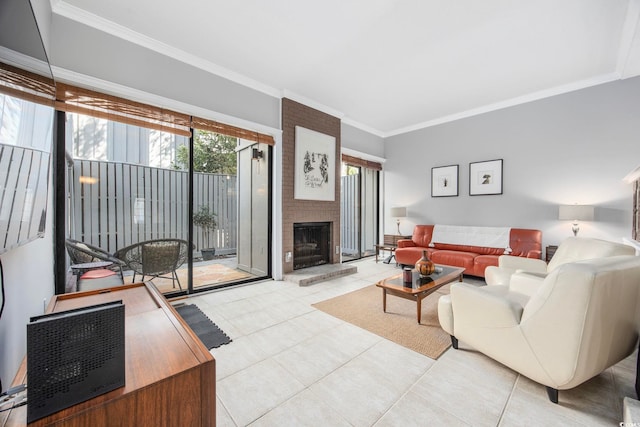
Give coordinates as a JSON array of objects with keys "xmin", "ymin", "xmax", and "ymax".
[{"xmin": 294, "ymin": 222, "xmax": 331, "ymax": 270}]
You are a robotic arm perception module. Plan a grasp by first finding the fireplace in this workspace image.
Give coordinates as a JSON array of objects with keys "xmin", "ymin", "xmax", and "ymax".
[{"xmin": 294, "ymin": 222, "xmax": 331, "ymax": 270}]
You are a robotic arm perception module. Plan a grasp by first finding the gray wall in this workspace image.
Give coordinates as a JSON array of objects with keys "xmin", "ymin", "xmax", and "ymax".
[
  {"xmin": 0, "ymin": 0, "xmax": 48, "ymax": 62},
  {"xmin": 341, "ymin": 123, "xmax": 384, "ymax": 158},
  {"xmin": 0, "ymin": 0, "xmax": 55, "ymax": 392},
  {"xmin": 49, "ymin": 15, "xmax": 281, "ymax": 131},
  {"xmin": 383, "ymin": 76, "xmax": 640, "ymax": 249},
  {"xmin": 0, "ymin": 190, "xmax": 54, "ymax": 390},
  {"xmin": 30, "ymin": 0, "xmax": 52, "ymax": 58}
]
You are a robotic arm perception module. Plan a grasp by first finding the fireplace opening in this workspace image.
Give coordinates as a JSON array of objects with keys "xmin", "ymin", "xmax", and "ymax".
[{"xmin": 294, "ymin": 222, "xmax": 331, "ymax": 270}]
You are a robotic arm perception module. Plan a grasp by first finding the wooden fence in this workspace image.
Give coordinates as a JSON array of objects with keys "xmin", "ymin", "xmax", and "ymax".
[
  {"xmin": 69, "ymin": 159, "xmax": 237, "ymax": 254},
  {"xmin": 0, "ymin": 144, "xmax": 49, "ymax": 253},
  {"xmin": 341, "ymin": 174, "xmax": 359, "ymax": 255},
  {"xmin": 341, "ymin": 171, "xmax": 378, "ymax": 257}
]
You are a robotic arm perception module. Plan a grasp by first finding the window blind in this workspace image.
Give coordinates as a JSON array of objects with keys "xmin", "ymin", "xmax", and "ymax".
[
  {"xmin": 191, "ymin": 116, "xmax": 274, "ymax": 145},
  {"xmin": 0, "ymin": 61, "xmax": 55, "ymax": 106},
  {"xmin": 55, "ymin": 83, "xmax": 192, "ymax": 137},
  {"xmin": 55, "ymin": 82, "xmax": 275, "ymax": 144},
  {"xmin": 341, "ymin": 154, "xmax": 382, "ymax": 171}
]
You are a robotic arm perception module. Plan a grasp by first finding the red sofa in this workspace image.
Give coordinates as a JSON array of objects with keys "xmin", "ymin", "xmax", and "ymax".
[{"xmin": 395, "ymin": 225, "xmax": 542, "ymax": 277}]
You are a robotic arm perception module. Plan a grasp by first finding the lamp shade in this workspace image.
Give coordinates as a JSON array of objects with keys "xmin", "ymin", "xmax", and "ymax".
[
  {"xmin": 390, "ymin": 207, "xmax": 407, "ymax": 218},
  {"xmin": 558, "ymin": 205, "xmax": 594, "ymax": 221}
]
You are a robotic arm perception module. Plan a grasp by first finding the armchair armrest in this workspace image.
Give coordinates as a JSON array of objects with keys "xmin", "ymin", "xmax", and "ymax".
[
  {"xmin": 450, "ymin": 283, "xmax": 524, "ymax": 328},
  {"xmin": 498, "ymin": 255, "xmax": 547, "ymax": 273},
  {"xmin": 509, "ymin": 271, "xmax": 546, "ymax": 297},
  {"xmin": 396, "ymin": 239, "xmax": 415, "ymax": 248}
]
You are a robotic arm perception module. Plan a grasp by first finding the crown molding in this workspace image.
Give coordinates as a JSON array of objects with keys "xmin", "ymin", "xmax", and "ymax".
[
  {"xmin": 385, "ymin": 72, "xmax": 621, "ymax": 137},
  {"xmin": 0, "ymin": 46, "xmax": 51, "ymax": 77},
  {"xmin": 51, "ymin": 0, "xmax": 282, "ymax": 99},
  {"xmin": 617, "ymin": 0, "xmax": 640, "ymax": 77},
  {"xmin": 623, "ymin": 164, "xmax": 640, "ymax": 183},
  {"xmin": 341, "ymin": 117, "xmax": 386, "ymax": 138},
  {"xmin": 282, "ymin": 89, "xmax": 345, "ymax": 120},
  {"xmin": 51, "ymin": 66, "xmax": 282, "ymax": 137}
]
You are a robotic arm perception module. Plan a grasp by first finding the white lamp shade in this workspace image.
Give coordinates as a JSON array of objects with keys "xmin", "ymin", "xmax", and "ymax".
[
  {"xmin": 558, "ymin": 205, "xmax": 594, "ymax": 221},
  {"xmin": 390, "ymin": 207, "xmax": 407, "ymax": 218}
]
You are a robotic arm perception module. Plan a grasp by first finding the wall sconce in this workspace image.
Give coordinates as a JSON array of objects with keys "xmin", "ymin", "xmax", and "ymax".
[
  {"xmin": 558, "ymin": 204, "xmax": 594, "ymax": 236},
  {"xmin": 252, "ymin": 148, "xmax": 263, "ymax": 160},
  {"xmin": 390, "ymin": 207, "xmax": 407, "ymax": 235}
]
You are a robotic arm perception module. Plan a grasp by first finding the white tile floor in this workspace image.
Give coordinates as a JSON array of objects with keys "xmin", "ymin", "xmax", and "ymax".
[{"xmin": 187, "ymin": 257, "xmax": 637, "ymax": 426}]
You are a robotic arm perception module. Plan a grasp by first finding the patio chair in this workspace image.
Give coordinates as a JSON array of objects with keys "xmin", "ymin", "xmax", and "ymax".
[
  {"xmin": 65, "ymin": 238, "xmax": 125, "ymax": 280},
  {"xmin": 114, "ymin": 239, "xmax": 190, "ymax": 290}
]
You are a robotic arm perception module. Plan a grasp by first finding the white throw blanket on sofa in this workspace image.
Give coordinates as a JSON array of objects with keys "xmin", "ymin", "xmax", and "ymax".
[{"xmin": 430, "ymin": 224, "xmax": 512, "ymax": 253}]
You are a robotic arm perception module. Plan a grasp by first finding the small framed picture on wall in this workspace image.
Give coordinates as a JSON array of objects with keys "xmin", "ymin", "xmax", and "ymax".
[
  {"xmin": 431, "ymin": 164, "xmax": 459, "ymax": 197},
  {"xmin": 469, "ymin": 159, "xmax": 503, "ymax": 195}
]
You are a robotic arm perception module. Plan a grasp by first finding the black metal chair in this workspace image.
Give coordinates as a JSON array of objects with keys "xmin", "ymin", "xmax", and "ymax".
[
  {"xmin": 114, "ymin": 239, "xmax": 191, "ymax": 290},
  {"xmin": 65, "ymin": 238, "xmax": 125, "ymax": 280}
]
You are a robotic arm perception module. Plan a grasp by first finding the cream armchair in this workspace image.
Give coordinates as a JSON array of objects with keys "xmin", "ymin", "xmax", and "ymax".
[
  {"xmin": 485, "ymin": 237, "xmax": 635, "ymax": 295},
  {"xmin": 438, "ymin": 255, "xmax": 640, "ymax": 403}
]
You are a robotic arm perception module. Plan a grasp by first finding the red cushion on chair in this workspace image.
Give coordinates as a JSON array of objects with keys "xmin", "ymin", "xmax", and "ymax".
[{"xmin": 80, "ymin": 269, "xmax": 116, "ymax": 279}]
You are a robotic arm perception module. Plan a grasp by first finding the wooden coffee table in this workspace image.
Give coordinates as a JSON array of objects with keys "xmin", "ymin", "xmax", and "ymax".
[{"xmin": 375, "ymin": 265, "xmax": 465, "ymax": 324}]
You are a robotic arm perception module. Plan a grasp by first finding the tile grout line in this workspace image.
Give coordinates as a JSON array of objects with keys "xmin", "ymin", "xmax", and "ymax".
[
  {"xmin": 238, "ymin": 311, "xmax": 384, "ymax": 425},
  {"xmin": 496, "ymin": 373, "xmax": 521, "ymax": 426}
]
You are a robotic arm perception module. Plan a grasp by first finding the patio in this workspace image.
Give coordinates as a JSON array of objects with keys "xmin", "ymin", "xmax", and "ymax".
[
  {"xmin": 66, "ymin": 256, "xmax": 255, "ymax": 294},
  {"xmin": 120, "ymin": 256, "xmax": 255, "ymax": 294}
]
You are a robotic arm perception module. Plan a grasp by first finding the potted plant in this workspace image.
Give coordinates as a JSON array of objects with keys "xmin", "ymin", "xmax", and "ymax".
[{"xmin": 193, "ymin": 206, "xmax": 217, "ymax": 260}]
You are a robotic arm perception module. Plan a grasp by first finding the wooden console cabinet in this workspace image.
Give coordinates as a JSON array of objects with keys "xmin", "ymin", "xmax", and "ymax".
[
  {"xmin": 383, "ymin": 234, "xmax": 411, "ymax": 246},
  {"xmin": 2, "ymin": 282, "xmax": 215, "ymax": 426}
]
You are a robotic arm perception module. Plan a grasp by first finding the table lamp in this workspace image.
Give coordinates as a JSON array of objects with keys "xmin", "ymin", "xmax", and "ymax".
[
  {"xmin": 390, "ymin": 207, "xmax": 407, "ymax": 235},
  {"xmin": 558, "ymin": 204, "xmax": 594, "ymax": 236}
]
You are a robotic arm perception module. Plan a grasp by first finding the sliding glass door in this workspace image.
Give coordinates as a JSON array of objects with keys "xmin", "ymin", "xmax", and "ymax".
[
  {"xmin": 65, "ymin": 112, "xmax": 190, "ymax": 294},
  {"xmin": 188, "ymin": 130, "xmax": 269, "ymax": 291},
  {"xmin": 63, "ymin": 112, "xmax": 271, "ymax": 295},
  {"xmin": 340, "ymin": 162, "xmax": 378, "ymax": 261}
]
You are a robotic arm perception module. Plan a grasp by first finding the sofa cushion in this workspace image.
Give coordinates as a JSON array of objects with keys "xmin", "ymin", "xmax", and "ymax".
[
  {"xmin": 509, "ymin": 228, "xmax": 543, "ymax": 258},
  {"xmin": 431, "ymin": 250, "xmax": 476, "ymax": 272},
  {"xmin": 411, "ymin": 225, "xmax": 434, "ymax": 248},
  {"xmin": 474, "ymin": 255, "xmax": 500, "ymax": 276},
  {"xmin": 433, "ymin": 243, "xmax": 504, "ymax": 256},
  {"xmin": 395, "ymin": 247, "xmax": 437, "ymax": 266}
]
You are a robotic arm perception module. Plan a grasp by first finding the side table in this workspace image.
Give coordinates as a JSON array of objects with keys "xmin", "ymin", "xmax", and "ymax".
[
  {"xmin": 546, "ymin": 245, "xmax": 558, "ymax": 263},
  {"xmin": 384, "ymin": 234, "xmax": 412, "ymax": 246},
  {"xmin": 70, "ymin": 261, "xmax": 114, "ymax": 290},
  {"xmin": 375, "ymin": 244, "xmax": 397, "ymax": 264},
  {"xmin": 378, "ymin": 235, "xmax": 411, "ymax": 264}
]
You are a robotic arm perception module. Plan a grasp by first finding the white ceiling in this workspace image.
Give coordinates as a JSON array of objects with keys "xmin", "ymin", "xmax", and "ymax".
[{"xmin": 53, "ymin": 0, "xmax": 640, "ymax": 137}]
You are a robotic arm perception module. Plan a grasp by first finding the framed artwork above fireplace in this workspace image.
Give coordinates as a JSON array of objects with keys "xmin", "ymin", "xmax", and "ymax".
[{"xmin": 294, "ymin": 126, "xmax": 336, "ymax": 201}]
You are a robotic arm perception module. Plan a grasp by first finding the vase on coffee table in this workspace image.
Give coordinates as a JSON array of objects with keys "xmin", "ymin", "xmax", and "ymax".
[{"xmin": 415, "ymin": 250, "xmax": 435, "ymax": 277}]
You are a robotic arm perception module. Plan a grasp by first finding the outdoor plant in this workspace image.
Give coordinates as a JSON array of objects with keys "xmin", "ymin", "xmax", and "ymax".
[{"xmin": 193, "ymin": 206, "xmax": 217, "ymax": 254}]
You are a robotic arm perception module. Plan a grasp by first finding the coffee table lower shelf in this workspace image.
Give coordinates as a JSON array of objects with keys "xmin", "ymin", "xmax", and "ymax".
[{"xmin": 376, "ymin": 265, "xmax": 464, "ymax": 324}]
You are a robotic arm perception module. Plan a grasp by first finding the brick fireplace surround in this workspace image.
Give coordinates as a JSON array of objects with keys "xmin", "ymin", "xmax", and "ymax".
[{"xmin": 281, "ymin": 98, "xmax": 341, "ymax": 274}]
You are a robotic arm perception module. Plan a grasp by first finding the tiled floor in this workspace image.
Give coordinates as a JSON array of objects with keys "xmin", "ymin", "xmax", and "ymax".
[{"xmin": 186, "ymin": 257, "xmax": 637, "ymax": 426}]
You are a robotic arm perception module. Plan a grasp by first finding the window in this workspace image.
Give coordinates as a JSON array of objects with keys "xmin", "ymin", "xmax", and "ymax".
[{"xmin": 58, "ymin": 83, "xmax": 273, "ymax": 294}]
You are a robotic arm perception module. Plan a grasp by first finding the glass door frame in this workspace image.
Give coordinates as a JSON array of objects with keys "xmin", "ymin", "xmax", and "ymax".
[{"xmin": 340, "ymin": 162, "xmax": 379, "ymax": 263}]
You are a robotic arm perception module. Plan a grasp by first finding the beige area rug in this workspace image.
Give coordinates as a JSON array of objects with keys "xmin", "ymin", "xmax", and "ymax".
[{"xmin": 312, "ymin": 284, "xmax": 452, "ymax": 360}]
